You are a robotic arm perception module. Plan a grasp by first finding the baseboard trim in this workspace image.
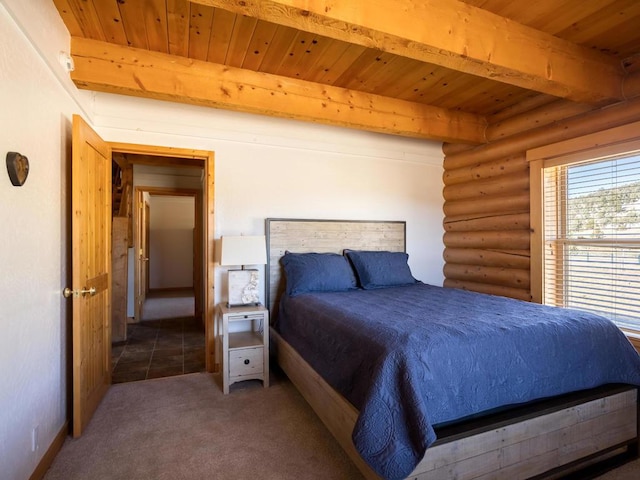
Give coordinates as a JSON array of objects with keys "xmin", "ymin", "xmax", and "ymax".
[{"xmin": 29, "ymin": 421, "xmax": 68, "ymax": 480}]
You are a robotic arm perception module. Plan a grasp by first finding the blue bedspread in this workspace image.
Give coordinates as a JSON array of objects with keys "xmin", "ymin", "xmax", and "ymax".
[{"xmin": 276, "ymin": 283, "xmax": 640, "ymax": 480}]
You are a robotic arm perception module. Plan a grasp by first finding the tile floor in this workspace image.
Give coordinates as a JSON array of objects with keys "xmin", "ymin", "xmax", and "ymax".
[{"xmin": 111, "ymin": 293, "xmax": 205, "ymax": 383}]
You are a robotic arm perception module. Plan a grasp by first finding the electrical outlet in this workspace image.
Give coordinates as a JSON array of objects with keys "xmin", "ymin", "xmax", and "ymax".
[{"xmin": 31, "ymin": 426, "xmax": 39, "ymax": 452}]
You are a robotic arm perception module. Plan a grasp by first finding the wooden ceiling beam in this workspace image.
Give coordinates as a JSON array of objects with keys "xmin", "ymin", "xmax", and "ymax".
[
  {"xmin": 191, "ymin": 0, "xmax": 625, "ymax": 104},
  {"xmin": 70, "ymin": 37, "xmax": 487, "ymax": 143}
]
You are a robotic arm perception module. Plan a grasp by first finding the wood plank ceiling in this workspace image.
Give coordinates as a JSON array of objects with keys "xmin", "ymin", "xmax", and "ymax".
[{"xmin": 52, "ymin": 0, "xmax": 640, "ymax": 144}]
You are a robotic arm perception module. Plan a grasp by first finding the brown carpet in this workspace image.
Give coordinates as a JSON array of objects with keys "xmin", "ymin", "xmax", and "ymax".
[
  {"xmin": 44, "ymin": 370, "xmax": 640, "ymax": 480},
  {"xmin": 44, "ymin": 370, "xmax": 362, "ymax": 480},
  {"xmin": 598, "ymin": 459, "xmax": 640, "ymax": 480}
]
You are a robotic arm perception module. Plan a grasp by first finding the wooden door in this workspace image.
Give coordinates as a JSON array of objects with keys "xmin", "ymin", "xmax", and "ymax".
[
  {"xmin": 134, "ymin": 191, "xmax": 149, "ymax": 321},
  {"xmin": 144, "ymin": 202, "xmax": 150, "ymax": 294},
  {"xmin": 69, "ymin": 115, "xmax": 112, "ymax": 437}
]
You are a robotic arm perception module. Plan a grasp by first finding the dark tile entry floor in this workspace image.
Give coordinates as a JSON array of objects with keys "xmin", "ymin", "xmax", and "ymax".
[{"xmin": 111, "ymin": 316, "xmax": 206, "ymax": 384}]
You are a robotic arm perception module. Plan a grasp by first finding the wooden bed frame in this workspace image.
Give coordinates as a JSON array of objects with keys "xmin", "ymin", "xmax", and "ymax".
[{"xmin": 265, "ymin": 218, "xmax": 640, "ymax": 480}]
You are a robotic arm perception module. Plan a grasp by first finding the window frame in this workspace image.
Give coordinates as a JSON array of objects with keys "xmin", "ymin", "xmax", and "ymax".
[{"xmin": 528, "ymin": 120, "xmax": 640, "ymax": 339}]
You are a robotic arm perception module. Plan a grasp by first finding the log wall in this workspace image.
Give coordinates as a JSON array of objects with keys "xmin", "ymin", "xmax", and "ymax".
[{"xmin": 442, "ymin": 88, "xmax": 640, "ymax": 300}]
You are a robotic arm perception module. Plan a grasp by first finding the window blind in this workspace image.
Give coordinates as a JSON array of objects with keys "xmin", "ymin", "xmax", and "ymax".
[{"xmin": 542, "ymin": 153, "xmax": 640, "ymax": 331}]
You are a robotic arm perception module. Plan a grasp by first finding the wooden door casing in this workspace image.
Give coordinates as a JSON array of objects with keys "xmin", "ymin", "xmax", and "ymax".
[{"xmin": 109, "ymin": 142, "xmax": 216, "ymax": 372}]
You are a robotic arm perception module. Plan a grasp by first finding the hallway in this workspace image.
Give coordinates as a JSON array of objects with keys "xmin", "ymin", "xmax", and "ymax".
[{"xmin": 111, "ymin": 290, "xmax": 205, "ymax": 383}]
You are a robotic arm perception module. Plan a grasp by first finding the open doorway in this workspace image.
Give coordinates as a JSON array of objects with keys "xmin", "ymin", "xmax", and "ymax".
[
  {"xmin": 108, "ymin": 146, "xmax": 216, "ymax": 383},
  {"xmin": 133, "ymin": 186, "xmax": 204, "ymax": 323},
  {"xmin": 114, "ymin": 185, "xmax": 204, "ymax": 383}
]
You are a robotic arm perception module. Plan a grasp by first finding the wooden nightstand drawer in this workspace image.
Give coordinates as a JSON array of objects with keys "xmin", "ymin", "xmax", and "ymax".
[
  {"xmin": 229, "ymin": 347, "xmax": 263, "ymax": 377},
  {"xmin": 227, "ymin": 313, "xmax": 265, "ymax": 323}
]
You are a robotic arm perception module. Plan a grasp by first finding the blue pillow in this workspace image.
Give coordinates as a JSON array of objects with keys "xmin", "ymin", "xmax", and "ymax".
[
  {"xmin": 345, "ymin": 250, "xmax": 417, "ymax": 289},
  {"xmin": 280, "ymin": 252, "xmax": 358, "ymax": 296}
]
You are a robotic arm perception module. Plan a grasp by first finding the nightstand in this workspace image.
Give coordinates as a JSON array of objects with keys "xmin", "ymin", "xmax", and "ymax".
[{"xmin": 218, "ymin": 304, "xmax": 269, "ymax": 394}]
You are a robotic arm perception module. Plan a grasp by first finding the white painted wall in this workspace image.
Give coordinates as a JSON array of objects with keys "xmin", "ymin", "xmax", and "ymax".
[
  {"xmin": 149, "ymin": 196, "xmax": 195, "ymax": 289},
  {"xmin": 0, "ymin": 1, "xmax": 91, "ymax": 478},
  {"xmin": 92, "ymin": 94, "xmax": 446, "ymax": 307}
]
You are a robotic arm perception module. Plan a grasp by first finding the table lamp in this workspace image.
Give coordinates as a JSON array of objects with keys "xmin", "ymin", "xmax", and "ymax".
[{"xmin": 220, "ymin": 235, "xmax": 267, "ymax": 307}]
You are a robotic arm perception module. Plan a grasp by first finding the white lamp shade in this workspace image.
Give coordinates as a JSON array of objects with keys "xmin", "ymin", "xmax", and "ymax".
[{"xmin": 220, "ymin": 235, "xmax": 267, "ymax": 266}]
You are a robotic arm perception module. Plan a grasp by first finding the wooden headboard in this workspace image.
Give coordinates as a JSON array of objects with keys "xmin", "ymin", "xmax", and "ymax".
[{"xmin": 265, "ymin": 218, "xmax": 406, "ymax": 320}]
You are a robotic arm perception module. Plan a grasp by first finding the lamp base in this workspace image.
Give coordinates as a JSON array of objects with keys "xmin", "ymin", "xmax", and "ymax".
[{"xmin": 227, "ymin": 269, "xmax": 260, "ymax": 307}]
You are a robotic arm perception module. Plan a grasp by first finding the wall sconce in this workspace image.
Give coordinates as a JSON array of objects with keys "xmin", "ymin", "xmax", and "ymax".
[{"xmin": 220, "ymin": 235, "xmax": 267, "ymax": 308}]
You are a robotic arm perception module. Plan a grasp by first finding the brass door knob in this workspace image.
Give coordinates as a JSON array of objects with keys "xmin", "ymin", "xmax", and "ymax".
[{"xmin": 62, "ymin": 287, "xmax": 96, "ymax": 298}]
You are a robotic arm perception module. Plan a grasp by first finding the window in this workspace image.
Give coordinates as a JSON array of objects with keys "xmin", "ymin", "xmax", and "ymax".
[
  {"xmin": 541, "ymin": 154, "xmax": 640, "ymax": 330},
  {"xmin": 529, "ymin": 121, "xmax": 640, "ymax": 334}
]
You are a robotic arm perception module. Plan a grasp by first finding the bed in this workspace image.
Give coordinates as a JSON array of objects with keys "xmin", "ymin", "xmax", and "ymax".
[{"xmin": 265, "ymin": 218, "xmax": 640, "ymax": 480}]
